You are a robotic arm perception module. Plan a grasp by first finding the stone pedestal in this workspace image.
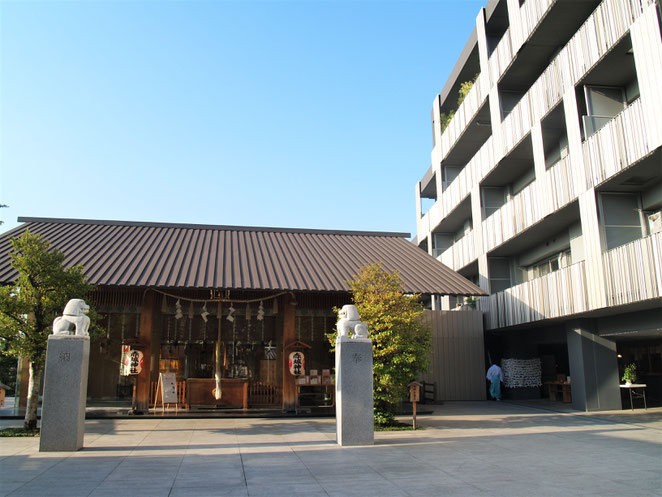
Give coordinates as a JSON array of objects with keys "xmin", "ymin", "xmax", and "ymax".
[
  {"xmin": 335, "ymin": 338, "xmax": 374, "ymax": 446},
  {"xmin": 39, "ymin": 335, "xmax": 90, "ymax": 452}
]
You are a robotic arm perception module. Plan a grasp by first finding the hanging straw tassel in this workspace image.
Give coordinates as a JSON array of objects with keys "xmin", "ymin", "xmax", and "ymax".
[
  {"xmin": 272, "ymin": 298, "xmax": 278, "ymax": 314},
  {"xmin": 188, "ymin": 301, "xmax": 194, "ymax": 320},
  {"xmin": 201, "ymin": 302, "xmax": 209, "ymax": 323},
  {"xmin": 161, "ymin": 294, "xmax": 168, "ymax": 313},
  {"xmin": 245, "ymin": 303, "xmax": 251, "ymax": 321}
]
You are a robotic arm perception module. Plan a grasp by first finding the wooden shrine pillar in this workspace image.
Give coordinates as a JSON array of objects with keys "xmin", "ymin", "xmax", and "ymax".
[
  {"xmin": 135, "ymin": 291, "xmax": 156, "ymax": 413},
  {"xmin": 281, "ymin": 296, "xmax": 297, "ymax": 411}
]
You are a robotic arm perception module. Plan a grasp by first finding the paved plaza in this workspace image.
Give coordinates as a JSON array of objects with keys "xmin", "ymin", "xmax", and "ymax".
[{"xmin": 1, "ymin": 401, "xmax": 660, "ymax": 497}]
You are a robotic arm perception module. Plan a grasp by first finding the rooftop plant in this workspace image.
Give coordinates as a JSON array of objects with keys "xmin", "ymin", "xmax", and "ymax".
[{"xmin": 439, "ymin": 73, "xmax": 479, "ymax": 134}]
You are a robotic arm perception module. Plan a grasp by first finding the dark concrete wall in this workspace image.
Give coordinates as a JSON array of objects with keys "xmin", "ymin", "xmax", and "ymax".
[{"xmin": 567, "ymin": 320, "xmax": 621, "ymax": 411}]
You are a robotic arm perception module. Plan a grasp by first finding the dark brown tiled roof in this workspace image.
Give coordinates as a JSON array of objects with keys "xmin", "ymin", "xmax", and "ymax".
[{"xmin": 0, "ymin": 217, "xmax": 486, "ymax": 296}]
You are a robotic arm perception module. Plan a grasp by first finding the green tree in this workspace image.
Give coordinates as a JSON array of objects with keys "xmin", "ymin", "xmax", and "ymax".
[
  {"xmin": 328, "ymin": 263, "xmax": 431, "ymax": 426},
  {"xmin": 0, "ymin": 231, "xmax": 97, "ymax": 429}
]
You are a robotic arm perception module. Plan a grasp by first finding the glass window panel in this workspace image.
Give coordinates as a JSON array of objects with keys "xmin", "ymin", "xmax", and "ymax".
[
  {"xmin": 490, "ymin": 279, "xmax": 511, "ymax": 293},
  {"xmin": 585, "ymin": 86, "xmax": 625, "ymax": 117},
  {"xmin": 605, "ymin": 227, "xmax": 643, "ymax": 250},
  {"xmin": 489, "ymin": 258, "xmax": 510, "ymax": 279},
  {"xmin": 482, "ymin": 187, "xmax": 506, "ymax": 208},
  {"xmin": 601, "ymin": 194, "xmax": 641, "ymax": 226}
]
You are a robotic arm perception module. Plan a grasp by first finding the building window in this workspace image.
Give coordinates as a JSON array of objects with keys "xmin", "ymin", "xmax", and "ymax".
[
  {"xmin": 541, "ymin": 103, "xmax": 569, "ymax": 169},
  {"xmin": 482, "ymin": 186, "xmax": 507, "ymax": 219},
  {"xmin": 599, "ymin": 192, "xmax": 644, "ymax": 250},
  {"xmin": 520, "ymin": 250, "xmax": 571, "ymax": 282},
  {"xmin": 488, "ymin": 257, "xmax": 511, "ymax": 293},
  {"xmin": 582, "ymin": 86, "xmax": 626, "ymax": 138},
  {"xmin": 442, "ymin": 165, "xmax": 462, "ymax": 191},
  {"xmin": 432, "ymin": 233, "xmax": 454, "ymax": 258}
]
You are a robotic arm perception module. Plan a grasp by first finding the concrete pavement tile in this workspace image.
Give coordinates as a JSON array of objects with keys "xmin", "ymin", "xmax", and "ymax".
[
  {"xmin": 5, "ymin": 481, "xmax": 99, "ymax": 497},
  {"xmin": 312, "ymin": 472, "xmax": 387, "ymax": 484},
  {"xmin": 244, "ymin": 473, "xmax": 317, "ymax": 485},
  {"xmin": 173, "ymin": 475, "xmax": 246, "ymax": 487},
  {"xmin": 245, "ymin": 481, "xmax": 326, "ymax": 496},
  {"xmin": 168, "ymin": 484, "xmax": 249, "ymax": 497},
  {"xmin": 88, "ymin": 488, "xmax": 172, "ymax": 497},
  {"xmin": 0, "ymin": 482, "xmax": 24, "ymax": 497},
  {"xmin": 321, "ymin": 479, "xmax": 409, "ymax": 496},
  {"xmin": 400, "ymin": 484, "xmax": 487, "ymax": 497},
  {"xmin": 387, "ymin": 475, "xmax": 468, "ymax": 489}
]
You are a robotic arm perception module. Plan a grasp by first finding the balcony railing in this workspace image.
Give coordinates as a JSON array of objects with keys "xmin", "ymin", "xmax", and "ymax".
[
  {"xmin": 603, "ymin": 232, "xmax": 662, "ymax": 307},
  {"xmin": 544, "ymin": 156, "xmax": 578, "ymax": 212},
  {"xmin": 498, "ymin": 0, "xmax": 650, "ymax": 162},
  {"xmin": 480, "ymin": 261, "xmax": 588, "ymax": 329},
  {"xmin": 481, "ymin": 155, "xmax": 578, "ymax": 252},
  {"xmin": 489, "ymin": 29, "xmax": 514, "ymax": 83},
  {"xmin": 437, "ymin": 72, "xmax": 489, "ymax": 164},
  {"xmin": 438, "ymin": 230, "xmax": 476, "ymax": 271},
  {"xmin": 519, "ymin": 0, "xmax": 557, "ymax": 44},
  {"xmin": 441, "ymin": 136, "xmax": 494, "ymax": 218},
  {"xmin": 582, "ymin": 99, "xmax": 649, "ymax": 189}
]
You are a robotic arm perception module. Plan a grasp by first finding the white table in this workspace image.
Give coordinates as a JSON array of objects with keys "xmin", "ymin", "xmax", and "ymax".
[{"xmin": 620, "ymin": 383, "xmax": 647, "ymax": 410}]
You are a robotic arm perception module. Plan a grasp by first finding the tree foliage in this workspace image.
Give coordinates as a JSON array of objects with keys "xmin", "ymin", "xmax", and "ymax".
[
  {"xmin": 328, "ymin": 263, "xmax": 431, "ymax": 425},
  {"xmin": 0, "ymin": 230, "xmax": 98, "ymax": 428}
]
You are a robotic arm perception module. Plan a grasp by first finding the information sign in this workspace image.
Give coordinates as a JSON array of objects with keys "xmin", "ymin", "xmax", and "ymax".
[{"xmin": 160, "ymin": 372, "xmax": 178, "ymax": 404}]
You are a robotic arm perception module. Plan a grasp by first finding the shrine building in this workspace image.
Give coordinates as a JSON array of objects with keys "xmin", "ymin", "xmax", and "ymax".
[{"xmin": 0, "ymin": 217, "xmax": 484, "ymax": 413}]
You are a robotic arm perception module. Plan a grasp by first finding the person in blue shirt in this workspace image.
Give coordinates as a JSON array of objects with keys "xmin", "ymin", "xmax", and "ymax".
[{"xmin": 486, "ymin": 363, "xmax": 504, "ymax": 401}]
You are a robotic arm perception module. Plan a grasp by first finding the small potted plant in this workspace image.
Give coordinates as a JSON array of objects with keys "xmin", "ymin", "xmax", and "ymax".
[
  {"xmin": 622, "ymin": 363, "xmax": 637, "ymax": 386},
  {"xmin": 463, "ymin": 296, "xmax": 477, "ymax": 309}
]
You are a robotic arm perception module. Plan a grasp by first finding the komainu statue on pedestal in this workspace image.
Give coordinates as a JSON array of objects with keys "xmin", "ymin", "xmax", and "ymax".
[
  {"xmin": 336, "ymin": 304, "xmax": 369, "ymax": 340},
  {"xmin": 52, "ymin": 299, "xmax": 90, "ymax": 336}
]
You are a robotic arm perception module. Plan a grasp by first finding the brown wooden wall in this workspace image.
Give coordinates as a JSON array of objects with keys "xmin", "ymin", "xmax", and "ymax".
[{"xmin": 420, "ymin": 310, "xmax": 486, "ymax": 401}]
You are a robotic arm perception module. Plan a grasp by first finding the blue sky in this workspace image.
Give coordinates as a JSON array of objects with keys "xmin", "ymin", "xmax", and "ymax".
[{"xmin": 1, "ymin": 0, "xmax": 483, "ymax": 237}]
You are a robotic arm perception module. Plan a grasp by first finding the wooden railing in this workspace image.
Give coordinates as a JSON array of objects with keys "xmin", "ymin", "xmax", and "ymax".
[
  {"xmin": 480, "ymin": 261, "xmax": 588, "ymax": 329},
  {"xmin": 248, "ymin": 381, "xmax": 281, "ymax": 406},
  {"xmin": 583, "ymin": 99, "xmax": 649, "ymax": 189},
  {"xmin": 148, "ymin": 379, "xmax": 281, "ymax": 408},
  {"xmin": 603, "ymin": 232, "xmax": 662, "ymax": 306}
]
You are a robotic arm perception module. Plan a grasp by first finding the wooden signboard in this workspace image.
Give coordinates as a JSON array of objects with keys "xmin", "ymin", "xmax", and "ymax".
[{"xmin": 154, "ymin": 372, "xmax": 179, "ymax": 414}]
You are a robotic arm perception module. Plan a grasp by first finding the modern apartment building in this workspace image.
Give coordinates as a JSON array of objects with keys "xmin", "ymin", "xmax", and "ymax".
[{"xmin": 415, "ymin": 0, "xmax": 662, "ymax": 410}]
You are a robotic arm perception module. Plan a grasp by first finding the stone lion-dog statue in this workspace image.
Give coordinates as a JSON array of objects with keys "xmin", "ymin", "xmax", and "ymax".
[
  {"xmin": 336, "ymin": 304, "xmax": 369, "ymax": 340},
  {"xmin": 52, "ymin": 299, "xmax": 90, "ymax": 336}
]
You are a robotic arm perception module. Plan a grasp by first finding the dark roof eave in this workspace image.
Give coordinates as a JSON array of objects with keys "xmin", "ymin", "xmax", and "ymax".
[
  {"xmin": 16, "ymin": 217, "xmax": 410, "ymax": 238},
  {"xmin": 1, "ymin": 217, "xmax": 483, "ymax": 296}
]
